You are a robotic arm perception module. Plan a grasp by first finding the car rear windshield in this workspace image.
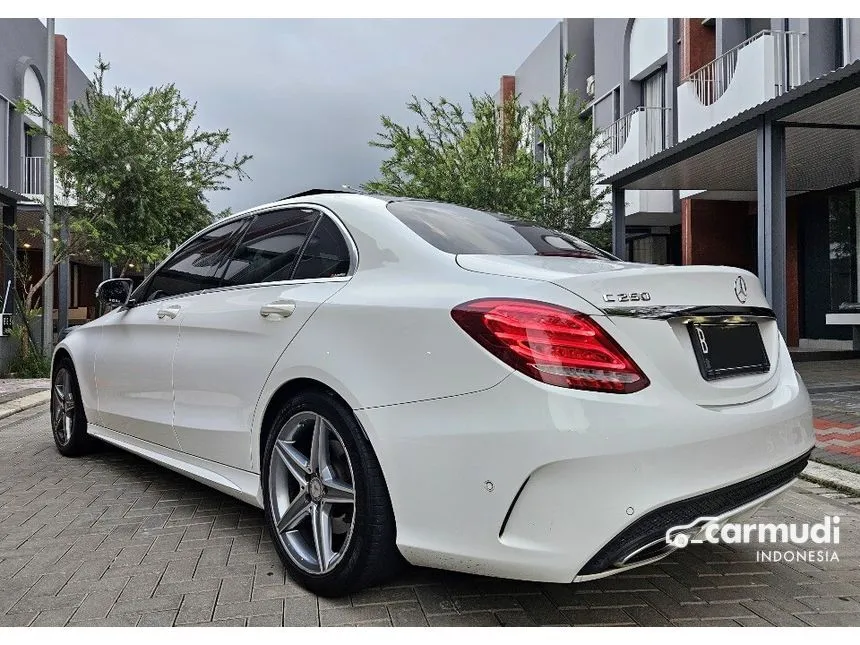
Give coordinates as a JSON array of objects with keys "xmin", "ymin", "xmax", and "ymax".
[{"xmin": 386, "ymin": 200, "xmax": 615, "ymax": 259}]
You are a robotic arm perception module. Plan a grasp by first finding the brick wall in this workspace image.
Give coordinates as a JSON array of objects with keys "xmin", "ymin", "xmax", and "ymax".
[
  {"xmin": 679, "ymin": 19, "xmax": 715, "ymax": 77},
  {"xmin": 53, "ymin": 35, "xmax": 68, "ymax": 153},
  {"xmin": 681, "ymin": 199, "xmax": 756, "ymax": 271}
]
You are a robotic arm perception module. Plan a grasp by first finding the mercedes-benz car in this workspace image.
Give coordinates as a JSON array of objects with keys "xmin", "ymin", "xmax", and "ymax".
[{"xmin": 50, "ymin": 191, "xmax": 815, "ymax": 596}]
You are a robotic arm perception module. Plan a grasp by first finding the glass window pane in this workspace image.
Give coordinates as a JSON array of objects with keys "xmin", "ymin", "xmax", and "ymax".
[
  {"xmin": 292, "ymin": 216, "xmax": 351, "ymax": 280},
  {"xmin": 221, "ymin": 208, "xmax": 320, "ymax": 287},
  {"xmin": 141, "ymin": 218, "xmax": 246, "ymax": 302},
  {"xmin": 387, "ymin": 200, "xmax": 614, "ymax": 259},
  {"xmin": 829, "ymin": 191, "xmax": 858, "ymax": 309}
]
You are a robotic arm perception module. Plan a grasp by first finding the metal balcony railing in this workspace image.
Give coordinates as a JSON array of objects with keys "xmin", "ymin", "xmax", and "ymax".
[
  {"xmin": 23, "ymin": 156, "xmax": 44, "ymax": 195},
  {"xmin": 682, "ymin": 30, "xmax": 806, "ymax": 106},
  {"xmin": 602, "ymin": 106, "xmax": 671, "ymax": 158}
]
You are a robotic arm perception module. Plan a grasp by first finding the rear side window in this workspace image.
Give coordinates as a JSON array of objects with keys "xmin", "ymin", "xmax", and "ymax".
[
  {"xmin": 387, "ymin": 200, "xmax": 614, "ymax": 259},
  {"xmin": 221, "ymin": 208, "xmax": 320, "ymax": 287},
  {"xmin": 139, "ymin": 218, "xmax": 247, "ymax": 302},
  {"xmin": 293, "ymin": 216, "xmax": 351, "ymax": 280}
]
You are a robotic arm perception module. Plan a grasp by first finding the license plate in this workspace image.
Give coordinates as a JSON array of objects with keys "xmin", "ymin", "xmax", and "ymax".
[{"xmin": 687, "ymin": 322, "xmax": 770, "ymax": 381}]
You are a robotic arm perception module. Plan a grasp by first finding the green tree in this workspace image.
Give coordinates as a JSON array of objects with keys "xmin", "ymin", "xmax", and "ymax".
[
  {"xmin": 364, "ymin": 94, "xmax": 543, "ymax": 217},
  {"xmin": 364, "ymin": 56, "xmax": 608, "ymax": 247},
  {"xmin": 530, "ymin": 57, "xmax": 610, "ymax": 248},
  {"xmin": 15, "ymin": 56, "xmax": 252, "ymax": 313}
]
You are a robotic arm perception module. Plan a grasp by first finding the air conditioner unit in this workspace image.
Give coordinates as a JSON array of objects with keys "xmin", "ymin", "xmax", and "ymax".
[{"xmin": 585, "ymin": 75, "xmax": 595, "ymax": 98}]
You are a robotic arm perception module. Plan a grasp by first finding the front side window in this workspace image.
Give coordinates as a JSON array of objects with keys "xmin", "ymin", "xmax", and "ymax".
[
  {"xmin": 220, "ymin": 208, "xmax": 320, "ymax": 287},
  {"xmin": 387, "ymin": 200, "xmax": 615, "ymax": 259},
  {"xmin": 138, "ymin": 218, "xmax": 247, "ymax": 303}
]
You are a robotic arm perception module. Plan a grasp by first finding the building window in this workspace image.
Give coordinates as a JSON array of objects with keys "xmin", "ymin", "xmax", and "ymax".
[
  {"xmin": 641, "ymin": 67, "xmax": 667, "ymax": 155},
  {"xmin": 828, "ymin": 190, "xmax": 859, "ymax": 309}
]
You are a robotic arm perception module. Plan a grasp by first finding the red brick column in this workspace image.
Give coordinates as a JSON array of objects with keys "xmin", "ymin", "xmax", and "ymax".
[
  {"xmin": 679, "ymin": 19, "xmax": 718, "ymax": 267},
  {"xmin": 53, "ymin": 34, "xmax": 68, "ymax": 150},
  {"xmin": 499, "ymin": 75, "xmax": 515, "ymax": 104}
]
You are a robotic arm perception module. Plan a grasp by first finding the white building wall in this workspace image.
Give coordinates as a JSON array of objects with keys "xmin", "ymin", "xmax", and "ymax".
[
  {"xmin": 677, "ymin": 34, "xmax": 778, "ymax": 142},
  {"xmin": 629, "ymin": 19, "xmax": 669, "ymax": 80}
]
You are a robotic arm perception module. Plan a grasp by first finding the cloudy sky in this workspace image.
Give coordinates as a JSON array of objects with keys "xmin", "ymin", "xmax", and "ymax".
[{"xmin": 55, "ymin": 19, "xmax": 558, "ymax": 214}]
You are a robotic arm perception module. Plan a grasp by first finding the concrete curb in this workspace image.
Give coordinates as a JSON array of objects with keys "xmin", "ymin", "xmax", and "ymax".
[
  {"xmin": 0, "ymin": 390, "xmax": 50, "ymax": 421},
  {"xmin": 802, "ymin": 460, "xmax": 860, "ymax": 496}
]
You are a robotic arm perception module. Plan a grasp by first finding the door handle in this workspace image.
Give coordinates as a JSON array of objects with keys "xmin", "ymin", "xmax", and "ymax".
[
  {"xmin": 156, "ymin": 304, "xmax": 181, "ymax": 319},
  {"xmin": 260, "ymin": 300, "xmax": 296, "ymax": 319}
]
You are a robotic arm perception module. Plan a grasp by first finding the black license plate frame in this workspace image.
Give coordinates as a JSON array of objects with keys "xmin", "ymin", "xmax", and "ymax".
[{"xmin": 687, "ymin": 321, "xmax": 770, "ymax": 381}]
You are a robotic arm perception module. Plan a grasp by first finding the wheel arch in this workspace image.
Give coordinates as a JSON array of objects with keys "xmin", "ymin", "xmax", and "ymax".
[
  {"xmin": 256, "ymin": 376, "xmax": 372, "ymax": 473},
  {"xmin": 51, "ymin": 346, "xmax": 74, "ymax": 377}
]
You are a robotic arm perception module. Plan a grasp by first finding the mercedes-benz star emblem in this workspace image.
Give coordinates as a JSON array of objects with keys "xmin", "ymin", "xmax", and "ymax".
[{"xmin": 733, "ymin": 275, "xmax": 748, "ymax": 304}]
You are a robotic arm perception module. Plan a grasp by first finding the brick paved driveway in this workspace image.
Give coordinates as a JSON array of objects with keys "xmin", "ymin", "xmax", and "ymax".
[{"xmin": 1, "ymin": 406, "xmax": 860, "ymax": 627}]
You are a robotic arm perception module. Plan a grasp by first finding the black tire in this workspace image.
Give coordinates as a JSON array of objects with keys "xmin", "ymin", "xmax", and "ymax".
[
  {"xmin": 262, "ymin": 389, "xmax": 400, "ymax": 596},
  {"xmin": 50, "ymin": 357, "xmax": 90, "ymax": 457}
]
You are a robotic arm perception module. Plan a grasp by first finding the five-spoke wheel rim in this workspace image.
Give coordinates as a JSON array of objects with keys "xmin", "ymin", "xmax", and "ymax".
[
  {"xmin": 51, "ymin": 368, "xmax": 75, "ymax": 446},
  {"xmin": 268, "ymin": 411, "xmax": 356, "ymax": 575}
]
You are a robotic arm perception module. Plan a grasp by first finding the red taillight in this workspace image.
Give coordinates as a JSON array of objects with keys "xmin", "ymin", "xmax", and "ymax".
[{"xmin": 451, "ymin": 298, "xmax": 649, "ymax": 394}]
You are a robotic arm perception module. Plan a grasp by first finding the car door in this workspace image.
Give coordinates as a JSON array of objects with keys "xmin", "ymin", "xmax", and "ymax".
[
  {"xmin": 94, "ymin": 217, "xmax": 248, "ymax": 449},
  {"xmin": 171, "ymin": 206, "xmax": 354, "ymax": 470}
]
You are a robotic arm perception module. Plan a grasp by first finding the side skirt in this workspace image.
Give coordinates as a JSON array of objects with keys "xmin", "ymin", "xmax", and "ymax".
[{"xmin": 88, "ymin": 424, "xmax": 264, "ymax": 509}]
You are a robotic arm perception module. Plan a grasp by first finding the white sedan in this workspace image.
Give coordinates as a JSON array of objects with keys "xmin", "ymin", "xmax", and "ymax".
[{"xmin": 51, "ymin": 191, "xmax": 815, "ymax": 596}]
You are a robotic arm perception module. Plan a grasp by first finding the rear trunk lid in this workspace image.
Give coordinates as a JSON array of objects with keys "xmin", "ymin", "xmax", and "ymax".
[{"xmin": 456, "ymin": 255, "xmax": 783, "ymax": 406}]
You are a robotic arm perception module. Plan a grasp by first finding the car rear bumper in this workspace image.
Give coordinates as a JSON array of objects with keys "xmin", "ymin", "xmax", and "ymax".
[
  {"xmin": 573, "ymin": 449, "xmax": 810, "ymax": 580},
  {"xmin": 355, "ymin": 351, "xmax": 815, "ymax": 583}
]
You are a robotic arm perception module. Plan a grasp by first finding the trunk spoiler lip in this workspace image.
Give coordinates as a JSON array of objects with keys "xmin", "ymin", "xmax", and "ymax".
[{"xmin": 601, "ymin": 305, "xmax": 776, "ymax": 321}]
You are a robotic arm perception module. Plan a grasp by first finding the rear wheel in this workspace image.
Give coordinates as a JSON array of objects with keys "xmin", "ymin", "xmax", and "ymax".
[
  {"xmin": 262, "ymin": 390, "xmax": 400, "ymax": 596},
  {"xmin": 50, "ymin": 359, "xmax": 90, "ymax": 456}
]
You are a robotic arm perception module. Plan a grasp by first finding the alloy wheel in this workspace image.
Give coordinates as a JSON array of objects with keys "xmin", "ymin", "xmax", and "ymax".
[
  {"xmin": 268, "ymin": 411, "xmax": 357, "ymax": 574},
  {"xmin": 51, "ymin": 367, "xmax": 75, "ymax": 446}
]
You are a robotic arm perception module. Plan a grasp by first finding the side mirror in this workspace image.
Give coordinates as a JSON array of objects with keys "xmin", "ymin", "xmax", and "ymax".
[{"xmin": 95, "ymin": 278, "xmax": 133, "ymax": 308}]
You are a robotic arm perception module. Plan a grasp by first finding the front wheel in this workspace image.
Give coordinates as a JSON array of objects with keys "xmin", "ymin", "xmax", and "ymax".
[
  {"xmin": 50, "ymin": 359, "xmax": 90, "ymax": 456},
  {"xmin": 262, "ymin": 390, "xmax": 400, "ymax": 596}
]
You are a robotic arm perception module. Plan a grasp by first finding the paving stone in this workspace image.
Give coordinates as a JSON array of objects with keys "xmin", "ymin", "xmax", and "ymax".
[
  {"xmin": 179, "ymin": 617, "xmax": 245, "ymax": 627},
  {"xmin": 320, "ymin": 603, "xmax": 390, "ymax": 626},
  {"xmin": 247, "ymin": 613, "xmax": 282, "ymax": 626},
  {"xmin": 388, "ymin": 601, "xmax": 429, "ymax": 626},
  {"xmin": 563, "ymin": 607, "xmax": 636, "ymax": 626},
  {"xmin": 108, "ymin": 594, "xmax": 183, "ymax": 616},
  {"xmin": 495, "ymin": 609, "xmax": 537, "ymax": 626},
  {"xmin": 137, "ymin": 609, "xmax": 179, "ymax": 626},
  {"xmin": 796, "ymin": 611, "xmax": 860, "ymax": 626},
  {"xmin": 214, "ymin": 599, "xmax": 284, "ymax": 620},
  {"xmin": 414, "ymin": 584, "xmax": 458, "ymax": 616},
  {"xmin": 217, "ymin": 573, "xmax": 254, "ymax": 603},
  {"xmin": 174, "ymin": 590, "xmax": 218, "ymax": 625},
  {"xmin": 283, "ymin": 595, "xmax": 319, "ymax": 626},
  {"xmin": 350, "ymin": 586, "xmax": 417, "ymax": 606},
  {"xmin": 427, "ymin": 612, "xmax": 500, "ymax": 626},
  {"xmin": 31, "ymin": 606, "xmax": 76, "ymax": 626}
]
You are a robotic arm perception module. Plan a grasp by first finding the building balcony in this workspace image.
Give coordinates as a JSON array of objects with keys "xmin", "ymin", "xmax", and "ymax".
[
  {"xmin": 597, "ymin": 107, "xmax": 674, "ymax": 218},
  {"xmin": 20, "ymin": 156, "xmax": 75, "ymax": 206},
  {"xmin": 598, "ymin": 106, "xmax": 671, "ymax": 178},
  {"xmin": 677, "ymin": 30, "xmax": 806, "ymax": 142},
  {"xmin": 23, "ymin": 156, "xmax": 44, "ymax": 197}
]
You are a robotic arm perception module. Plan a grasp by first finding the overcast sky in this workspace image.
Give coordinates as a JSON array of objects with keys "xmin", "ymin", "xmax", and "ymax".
[{"xmin": 54, "ymin": 19, "xmax": 558, "ymax": 214}]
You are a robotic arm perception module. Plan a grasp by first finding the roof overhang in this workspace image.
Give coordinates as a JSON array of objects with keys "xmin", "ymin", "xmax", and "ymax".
[
  {"xmin": 0, "ymin": 185, "xmax": 26, "ymax": 206},
  {"xmin": 602, "ymin": 59, "xmax": 860, "ymax": 193}
]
